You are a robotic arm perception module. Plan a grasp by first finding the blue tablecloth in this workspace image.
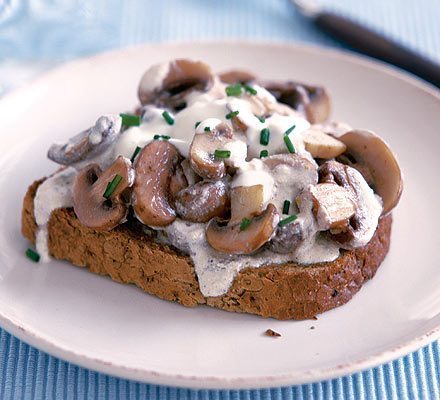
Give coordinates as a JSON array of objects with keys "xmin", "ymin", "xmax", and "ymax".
[{"xmin": 0, "ymin": 0, "xmax": 439, "ymax": 398}]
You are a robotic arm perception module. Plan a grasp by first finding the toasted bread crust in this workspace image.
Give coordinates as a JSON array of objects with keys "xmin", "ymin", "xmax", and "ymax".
[{"xmin": 22, "ymin": 179, "xmax": 392, "ymax": 320}]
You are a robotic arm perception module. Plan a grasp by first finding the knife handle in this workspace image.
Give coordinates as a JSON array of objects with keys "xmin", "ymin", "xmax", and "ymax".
[{"xmin": 315, "ymin": 12, "xmax": 440, "ymax": 88}]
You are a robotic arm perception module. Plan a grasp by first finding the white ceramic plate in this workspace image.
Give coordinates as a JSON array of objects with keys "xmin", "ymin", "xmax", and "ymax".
[{"xmin": 0, "ymin": 42, "xmax": 439, "ymax": 389}]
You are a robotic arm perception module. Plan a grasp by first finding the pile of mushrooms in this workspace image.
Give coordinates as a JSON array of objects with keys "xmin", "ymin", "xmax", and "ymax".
[{"xmin": 47, "ymin": 59, "xmax": 403, "ymax": 257}]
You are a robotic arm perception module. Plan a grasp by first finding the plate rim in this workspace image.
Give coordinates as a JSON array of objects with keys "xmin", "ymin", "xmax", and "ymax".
[{"xmin": 1, "ymin": 39, "xmax": 440, "ymax": 389}]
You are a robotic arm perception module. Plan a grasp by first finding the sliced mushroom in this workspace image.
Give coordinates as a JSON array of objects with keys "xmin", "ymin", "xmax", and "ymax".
[
  {"xmin": 132, "ymin": 141, "xmax": 180, "ymax": 227},
  {"xmin": 219, "ymin": 69, "xmax": 257, "ymax": 84},
  {"xmin": 73, "ymin": 156, "xmax": 134, "ymax": 231},
  {"xmin": 303, "ymin": 129, "xmax": 347, "ymax": 159},
  {"xmin": 189, "ymin": 122, "xmax": 233, "ymax": 180},
  {"xmin": 269, "ymin": 219, "xmax": 304, "ymax": 254},
  {"xmin": 262, "ymin": 81, "xmax": 331, "ymax": 123},
  {"xmin": 309, "ymin": 183, "xmax": 356, "ymax": 231},
  {"xmin": 264, "ymin": 153, "xmax": 317, "ymax": 178},
  {"xmin": 174, "ymin": 179, "xmax": 230, "ymax": 223},
  {"xmin": 48, "ymin": 115, "xmax": 122, "ymax": 169},
  {"xmin": 206, "ymin": 204, "xmax": 279, "ymax": 255},
  {"xmin": 319, "ymin": 160, "xmax": 383, "ymax": 249},
  {"xmin": 229, "ymin": 185, "xmax": 264, "ymax": 225},
  {"xmin": 338, "ymin": 129, "xmax": 403, "ymax": 214},
  {"xmin": 138, "ymin": 59, "xmax": 214, "ymax": 111}
]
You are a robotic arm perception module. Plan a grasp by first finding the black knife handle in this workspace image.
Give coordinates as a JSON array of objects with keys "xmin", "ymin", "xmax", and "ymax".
[{"xmin": 315, "ymin": 12, "xmax": 440, "ymax": 88}]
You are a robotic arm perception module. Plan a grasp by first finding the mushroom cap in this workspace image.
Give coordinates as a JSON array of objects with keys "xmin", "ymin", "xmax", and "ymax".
[
  {"xmin": 73, "ymin": 156, "xmax": 133, "ymax": 231},
  {"xmin": 189, "ymin": 122, "xmax": 233, "ymax": 180},
  {"xmin": 262, "ymin": 81, "xmax": 331, "ymax": 124},
  {"xmin": 138, "ymin": 59, "xmax": 214, "ymax": 110},
  {"xmin": 264, "ymin": 153, "xmax": 318, "ymax": 179},
  {"xmin": 206, "ymin": 203, "xmax": 279, "ymax": 255},
  {"xmin": 338, "ymin": 129, "xmax": 403, "ymax": 215},
  {"xmin": 269, "ymin": 219, "xmax": 304, "ymax": 254},
  {"xmin": 219, "ymin": 69, "xmax": 257, "ymax": 84},
  {"xmin": 174, "ymin": 179, "xmax": 230, "ymax": 223},
  {"xmin": 48, "ymin": 115, "xmax": 122, "ymax": 169},
  {"xmin": 132, "ymin": 140, "xmax": 181, "ymax": 227}
]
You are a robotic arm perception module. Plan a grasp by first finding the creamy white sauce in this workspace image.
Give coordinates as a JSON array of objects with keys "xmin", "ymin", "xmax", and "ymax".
[
  {"xmin": 113, "ymin": 86, "xmax": 310, "ymax": 164},
  {"xmin": 163, "ymin": 217, "xmax": 339, "ymax": 297},
  {"xmin": 34, "ymin": 167, "xmax": 77, "ymax": 261}
]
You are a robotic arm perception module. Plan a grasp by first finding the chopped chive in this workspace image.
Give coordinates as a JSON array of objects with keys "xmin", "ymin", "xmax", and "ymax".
[
  {"xmin": 162, "ymin": 111, "xmax": 174, "ymax": 125},
  {"xmin": 204, "ymin": 126, "xmax": 211, "ymax": 132},
  {"xmin": 284, "ymin": 124, "xmax": 296, "ymax": 135},
  {"xmin": 259, "ymin": 150, "xmax": 269, "ymax": 158},
  {"xmin": 130, "ymin": 146, "xmax": 141, "ymax": 163},
  {"xmin": 120, "ymin": 113, "xmax": 140, "ymax": 127},
  {"xmin": 282, "ymin": 200, "xmax": 291, "ymax": 215},
  {"xmin": 214, "ymin": 149, "xmax": 231, "ymax": 159},
  {"xmin": 240, "ymin": 218, "xmax": 251, "ymax": 231},
  {"xmin": 243, "ymin": 84, "xmax": 257, "ymax": 95},
  {"xmin": 103, "ymin": 174, "xmax": 123, "ymax": 199},
  {"xmin": 225, "ymin": 83, "xmax": 243, "ymax": 97},
  {"xmin": 26, "ymin": 248, "xmax": 40, "ymax": 262},
  {"xmin": 260, "ymin": 128, "xmax": 270, "ymax": 146},
  {"xmin": 284, "ymin": 135, "xmax": 295, "ymax": 153},
  {"xmin": 278, "ymin": 214, "xmax": 297, "ymax": 227},
  {"xmin": 153, "ymin": 134, "xmax": 170, "ymax": 141},
  {"xmin": 255, "ymin": 115, "xmax": 266, "ymax": 123},
  {"xmin": 195, "ymin": 121, "xmax": 201, "ymax": 128},
  {"xmin": 225, "ymin": 110, "xmax": 239, "ymax": 120}
]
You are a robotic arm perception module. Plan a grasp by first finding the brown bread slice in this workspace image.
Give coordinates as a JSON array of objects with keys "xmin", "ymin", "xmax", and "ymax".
[{"xmin": 22, "ymin": 179, "xmax": 391, "ymax": 320}]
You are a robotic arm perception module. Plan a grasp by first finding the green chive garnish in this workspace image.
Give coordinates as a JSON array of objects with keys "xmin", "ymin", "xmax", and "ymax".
[
  {"xmin": 284, "ymin": 135, "xmax": 295, "ymax": 153},
  {"xmin": 259, "ymin": 150, "xmax": 269, "ymax": 158},
  {"xmin": 162, "ymin": 111, "xmax": 174, "ymax": 125},
  {"xmin": 255, "ymin": 115, "xmax": 266, "ymax": 123},
  {"xmin": 260, "ymin": 128, "xmax": 270, "ymax": 146},
  {"xmin": 278, "ymin": 214, "xmax": 297, "ymax": 227},
  {"xmin": 26, "ymin": 248, "xmax": 40, "ymax": 263},
  {"xmin": 225, "ymin": 110, "xmax": 239, "ymax": 120},
  {"xmin": 195, "ymin": 121, "xmax": 201, "ymax": 128},
  {"xmin": 284, "ymin": 124, "xmax": 296, "ymax": 135},
  {"xmin": 130, "ymin": 146, "xmax": 141, "ymax": 163},
  {"xmin": 225, "ymin": 83, "xmax": 243, "ymax": 97},
  {"xmin": 103, "ymin": 174, "xmax": 123, "ymax": 199},
  {"xmin": 243, "ymin": 84, "xmax": 257, "ymax": 95},
  {"xmin": 240, "ymin": 218, "xmax": 251, "ymax": 231},
  {"xmin": 120, "ymin": 113, "xmax": 141, "ymax": 127},
  {"xmin": 214, "ymin": 149, "xmax": 231, "ymax": 159},
  {"xmin": 204, "ymin": 126, "xmax": 211, "ymax": 132},
  {"xmin": 282, "ymin": 200, "xmax": 291, "ymax": 215},
  {"xmin": 153, "ymin": 134, "xmax": 170, "ymax": 141}
]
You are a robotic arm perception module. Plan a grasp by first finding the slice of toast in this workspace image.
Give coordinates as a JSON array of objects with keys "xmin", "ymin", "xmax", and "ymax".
[{"xmin": 22, "ymin": 179, "xmax": 391, "ymax": 320}]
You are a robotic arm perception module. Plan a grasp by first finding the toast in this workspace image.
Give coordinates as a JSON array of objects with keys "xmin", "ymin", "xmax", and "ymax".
[{"xmin": 22, "ymin": 178, "xmax": 392, "ymax": 320}]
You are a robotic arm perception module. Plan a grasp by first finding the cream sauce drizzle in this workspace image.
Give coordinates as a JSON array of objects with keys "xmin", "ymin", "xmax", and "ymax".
[{"xmin": 33, "ymin": 167, "xmax": 77, "ymax": 261}]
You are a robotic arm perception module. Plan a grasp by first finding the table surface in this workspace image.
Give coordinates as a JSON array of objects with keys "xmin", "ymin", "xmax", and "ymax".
[{"xmin": 1, "ymin": 0, "xmax": 439, "ymax": 399}]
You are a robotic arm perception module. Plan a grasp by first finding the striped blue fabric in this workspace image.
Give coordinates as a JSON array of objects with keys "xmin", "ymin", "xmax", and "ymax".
[{"xmin": 0, "ymin": 0, "xmax": 439, "ymax": 398}]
